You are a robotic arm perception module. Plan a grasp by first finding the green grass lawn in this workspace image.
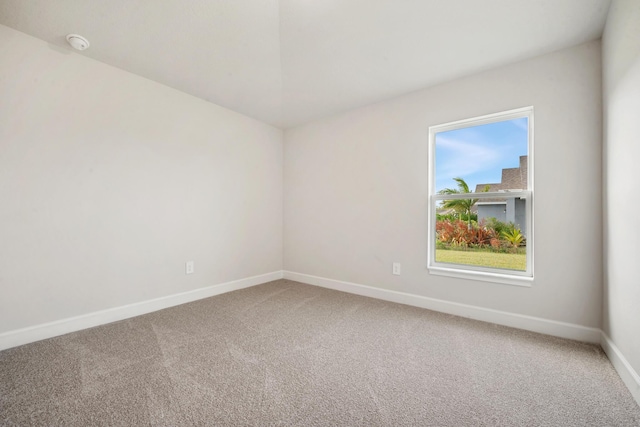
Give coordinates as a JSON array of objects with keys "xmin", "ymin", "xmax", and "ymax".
[{"xmin": 436, "ymin": 249, "xmax": 526, "ymax": 271}]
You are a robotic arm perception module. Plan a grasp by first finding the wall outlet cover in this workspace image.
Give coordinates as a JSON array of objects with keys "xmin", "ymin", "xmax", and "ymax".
[
  {"xmin": 186, "ymin": 261, "xmax": 195, "ymax": 275},
  {"xmin": 393, "ymin": 262, "xmax": 401, "ymax": 275}
]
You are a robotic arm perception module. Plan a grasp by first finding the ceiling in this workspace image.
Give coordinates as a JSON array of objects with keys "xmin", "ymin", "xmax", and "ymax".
[{"xmin": 0, "ymin": 0, "xmax": 611, "ymax": 128}]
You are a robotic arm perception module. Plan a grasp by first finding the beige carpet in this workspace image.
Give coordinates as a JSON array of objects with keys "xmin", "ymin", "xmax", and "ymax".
[{"xmin": 1, "ymin": 279, "xmax": 639, "ymax": 426}]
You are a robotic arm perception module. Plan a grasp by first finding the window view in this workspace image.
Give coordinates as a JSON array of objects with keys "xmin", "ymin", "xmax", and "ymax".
[{"xmin": 428, "ymin": 108, "xmax": 533, "ymax": 280}]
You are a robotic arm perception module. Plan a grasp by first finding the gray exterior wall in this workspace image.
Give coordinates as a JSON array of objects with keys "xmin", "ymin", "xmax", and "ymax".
[
  {"xmin": 477, "ymin": 197, "xmax": 527, "ymax": 236},
  {"xmin": 477, "ymin": 204, "xmax": 506, "ymax": 223},
  {"xmin": 515, "ymin": 199, "xmax": 526, "ymax": 235}
]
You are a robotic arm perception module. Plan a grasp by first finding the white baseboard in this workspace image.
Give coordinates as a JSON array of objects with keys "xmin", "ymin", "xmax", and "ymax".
[
  {"xmin": 600, "ymin": 332, "xmax": 640, "ymax": 406},
  {"xmin": 283, "ymin": 271, "xmax": 601, "ymax": 343},
  {"xmin": 0, "ymin": 271, "xmax": 284, "ymax": 351},
  {"xmin": 4, "ymin": 270, "xmax": 638, "ymax": 407},
  {"xmin": 284, "ymin": 271, "xmax": 640, "ymax": 405}
]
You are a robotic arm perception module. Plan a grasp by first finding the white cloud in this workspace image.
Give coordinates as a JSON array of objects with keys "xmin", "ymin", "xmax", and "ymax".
[{"xmin": 435, "ymin": 135, "xmax": 501, "ymax": 186}]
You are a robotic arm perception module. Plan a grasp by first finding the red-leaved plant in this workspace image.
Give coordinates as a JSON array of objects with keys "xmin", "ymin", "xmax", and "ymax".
[{"xmin": 436, "ymin": 219, "xmax": 497, "ymax": 248}]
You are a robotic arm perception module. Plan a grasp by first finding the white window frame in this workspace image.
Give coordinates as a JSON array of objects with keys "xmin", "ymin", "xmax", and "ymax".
[{"xmin": 428, "ymin": 107, "xmax": 534, "ymax": 286}]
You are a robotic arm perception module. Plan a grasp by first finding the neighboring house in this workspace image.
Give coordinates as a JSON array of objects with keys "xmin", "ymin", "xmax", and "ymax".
[{"xmin": 474, "ymin": 155, "xmax": 528, "ymax": 235}]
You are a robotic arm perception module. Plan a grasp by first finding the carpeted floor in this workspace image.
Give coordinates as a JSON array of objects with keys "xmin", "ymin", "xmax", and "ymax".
[{"xmin": 1, "ymin": 279, "xmax": 639, "ymax": 426}]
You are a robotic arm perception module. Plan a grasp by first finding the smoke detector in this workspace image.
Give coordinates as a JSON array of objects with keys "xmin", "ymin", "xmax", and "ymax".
[{"xmin": 66, "ymin": 34, "xmax": 90, "ymax": 51}]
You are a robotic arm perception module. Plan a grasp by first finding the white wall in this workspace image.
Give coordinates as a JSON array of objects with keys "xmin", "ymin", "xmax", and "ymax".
[
  {"xmin": 284, "ymin": 41, "xmax": 602, "ymax": 328},
  {"xmin": 602, "ymin": 0, "xmax": 640, "ymax": 391},
  {"xmin": 0, "ymin": 25, "xmax": 283, "ymax": 334}
]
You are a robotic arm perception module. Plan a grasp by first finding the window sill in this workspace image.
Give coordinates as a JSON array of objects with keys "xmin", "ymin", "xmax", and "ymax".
[{"xmin": 428, "ymin": 266, "xmax": 533, "ymax": 287}]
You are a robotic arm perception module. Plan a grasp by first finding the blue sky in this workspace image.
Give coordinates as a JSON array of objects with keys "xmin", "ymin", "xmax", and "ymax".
[{"xmin": 435, "ymin": 117, "xmax": 528, "ymax": 192}]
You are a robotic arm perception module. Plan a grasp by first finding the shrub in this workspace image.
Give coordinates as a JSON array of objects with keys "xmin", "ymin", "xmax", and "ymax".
[
  {"xmin": 436, "ymin": 217, "xmax": 527, "ymax": 254},
  {"xmin": 485, "ymin": 218, "xmax": 523, "ymax": 237},
  {"xmin": 436, "ymin": 219, "xmax": 497, "ymax": 249},
  {"xmin": 436, "ymin": 213, "xmax": 478, "ymax": 222},
  {"xmin": 501, "ymin": 228, "xmax": 524, "ymax": 249}
]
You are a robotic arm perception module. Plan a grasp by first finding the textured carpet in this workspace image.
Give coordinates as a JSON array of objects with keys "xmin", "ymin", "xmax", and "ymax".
[{"xmin": 1, "ymin": 279, "xmax": 639, "ymax": 426}]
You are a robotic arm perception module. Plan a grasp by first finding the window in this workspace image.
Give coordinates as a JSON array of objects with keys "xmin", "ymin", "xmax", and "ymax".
[{"xmin": 428, "ymin": 107, "xmax": 533, "ymax": 285}]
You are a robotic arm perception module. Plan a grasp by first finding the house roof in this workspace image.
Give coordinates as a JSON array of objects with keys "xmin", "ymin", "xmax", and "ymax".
[{"xmin": 475, "ymin": 156, "xmax": 528, "ymax": 193}]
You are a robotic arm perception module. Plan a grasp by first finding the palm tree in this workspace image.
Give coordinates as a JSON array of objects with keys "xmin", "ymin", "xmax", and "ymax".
[{"xmin": 438, "ymin": 177, "xmax": 489, "ymax": 228}]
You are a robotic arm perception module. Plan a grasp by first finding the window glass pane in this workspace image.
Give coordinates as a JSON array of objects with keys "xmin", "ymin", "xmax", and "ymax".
[
  {"xmin": 435, "ymin": 118, "xmax": 528, "ymax": 193},
  {"xmin": 435, "ymin": 196, "xmax": 527, "ymax": 272}
]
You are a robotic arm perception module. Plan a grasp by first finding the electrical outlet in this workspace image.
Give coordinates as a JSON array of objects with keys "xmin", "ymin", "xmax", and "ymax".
[
  {"xmin": 392, "ymin": 262, "xmax": 401, "ymax": 275},
  {"xmin": 186, "ymin": 260, "xmax": 194, "ymax": 275}
]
